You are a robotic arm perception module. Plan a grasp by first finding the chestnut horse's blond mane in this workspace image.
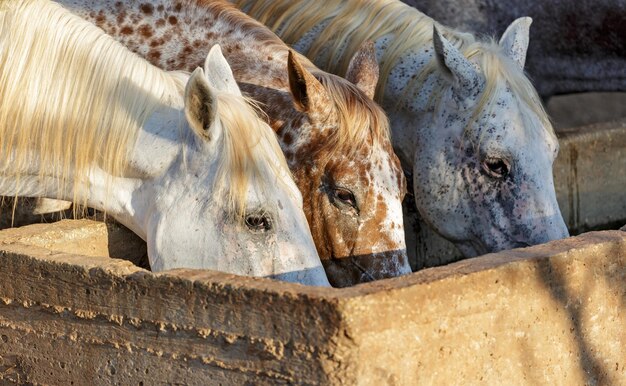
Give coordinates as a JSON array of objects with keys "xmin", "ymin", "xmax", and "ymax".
[
  {"xmin": 0, "ymin": 0, "xmax": 289, "ymax": 220},
  {"xmin": 239, "ymin": 0, "xmax": 553, "ymax": 137}
]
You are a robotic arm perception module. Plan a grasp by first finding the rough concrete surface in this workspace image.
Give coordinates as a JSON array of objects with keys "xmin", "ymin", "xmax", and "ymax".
[
  {"xmin": 0, "ymin": 197, "xmax": 72, "ymax": 230},
  {"xmin": 548, "ymin": 92, "xmax": 626, "ymax": 129},
  {"xmin": 0, "ymin": 219, "xmax": 149, "ymax": 269},
  {"xmin": 554, "ymin": 118, "xmax": 626, "ymax": 233},
  {"xmin": 0, "ymin": 220, "xmax": 625, "ymax": 384}
]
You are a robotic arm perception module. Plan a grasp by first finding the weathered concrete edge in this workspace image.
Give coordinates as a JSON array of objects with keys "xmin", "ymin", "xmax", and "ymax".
[
  {"xmin": 555, "ymin": 118, "xmax": 626, "ymax": 233},
  {"xmin": 331, "ymin": 230, "xmax": 626, "ymax": 384},
  {"xmin": 341, "ymin": 230, "xmax": 626, "ymax": 317},
  {"xmin": 2, "ymin": 229, "xmax": 625, "ymax": 384},
  {"xmin": 555, "ymin": 116, "xmax": 626, "ymax": 138},
  {"xmin": 7, "ymin": 229, "xmax": 625, "ymax": 300},
  {"xmin": 0, "ymin": 242, "xmax": 349, "ymax": 383}
]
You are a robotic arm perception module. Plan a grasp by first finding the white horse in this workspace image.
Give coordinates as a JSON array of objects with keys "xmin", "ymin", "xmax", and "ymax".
[
  {"xmin": 237, "ymin": 0, "xmax": 570, "ymax": 258},
  {"xmin": 0, "ymin": 0, "xmax": 329, "ymax": 286}
]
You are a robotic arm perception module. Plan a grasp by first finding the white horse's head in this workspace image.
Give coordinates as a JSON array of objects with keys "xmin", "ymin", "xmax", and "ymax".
[
  {"xmin": 145, "ymin": 46, "xmax": 328, "ymax": 285},
  {"xmin": 413, "ymin": 19, "xmax": 569, "ymax": 257},
  {"xmin": 0, "ymin": 2, "xmax": 327, "ymax": 286}
]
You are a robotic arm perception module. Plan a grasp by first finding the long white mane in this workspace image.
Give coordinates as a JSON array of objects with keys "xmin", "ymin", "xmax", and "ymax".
[
  {"xmin": 0, "ymin": 0, "xmax": 177, "ymax": 202},
  {"xmin": 0, "ymin": 0, "xmax": 289, "ymax": 220}
]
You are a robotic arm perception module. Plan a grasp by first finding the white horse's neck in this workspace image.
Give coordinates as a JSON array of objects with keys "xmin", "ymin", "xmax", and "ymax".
[
  {"xmin": 0, "ymin": 86, "xmax": 186, "ymax": 240},
  {"xmin": 103, "ymin": 94, "xmax": 188, "ymax": 238}
]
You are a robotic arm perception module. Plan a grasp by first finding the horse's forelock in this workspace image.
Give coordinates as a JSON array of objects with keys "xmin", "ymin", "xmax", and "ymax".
[
  {"xmin": 314, "ymin": 73, "xmax": 391, "ymax": 159},
  {"xmin": 212, "ymin": 92, "xmax": 294, "ymax": 222},
  {"xmin": 462, "ymin": 44, "xmax": 553, "ymax": 140}
]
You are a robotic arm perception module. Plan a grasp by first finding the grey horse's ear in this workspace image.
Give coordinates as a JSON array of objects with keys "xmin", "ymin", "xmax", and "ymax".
[
  {"xmin": 499, "ymin": 17, "xmax": 532, "ymax": 69},
  {"xmin": 203, "ymin": 44, "xmax": 242, "ymax": 96},
  {"xmin": 185, "ymin": 67, "xmax": 219, "ymax": 141},
  {"xmin": 433, "ymin": 25, "xmax": 483, "ymax": 102},
  {"xmin": 345, "ymin": 40, "xmax": 379, "ymax": 99}
]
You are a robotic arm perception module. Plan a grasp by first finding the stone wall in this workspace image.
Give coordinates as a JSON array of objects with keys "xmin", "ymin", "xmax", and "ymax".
[
  {"xmin": 400, "ymin": 0, "xmax": 626, "ymax": 98},
  {"xmin": 0, "ymin": 220, "xmax": 624, "ymax": 384}
]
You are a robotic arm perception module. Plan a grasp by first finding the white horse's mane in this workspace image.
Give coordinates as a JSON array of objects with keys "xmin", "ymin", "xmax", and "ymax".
[
  {"xmin": 240, "ymin": 0, "xmax": 554, "ymax": 137},
  {"xmin": 0, "ymin": 0, "xmax": 289, "ymax": 220}
]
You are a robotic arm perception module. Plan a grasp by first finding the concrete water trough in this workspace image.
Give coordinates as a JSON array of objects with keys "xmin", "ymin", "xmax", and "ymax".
[
  {"xmin": 0, "ymin": 95, "xmax": 625, "ymax": 384},
  {"xmin": 0, "ymin": 220, "xmax": 624, "ymax": 384}
]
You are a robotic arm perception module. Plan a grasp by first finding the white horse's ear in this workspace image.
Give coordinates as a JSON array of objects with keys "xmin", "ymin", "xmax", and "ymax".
[
  {"xmin": 433, "ymin": 25, "xmax": 483, "ymax": 102},
  {"xmin": 185, "ymin": 68, "xmax": 218, "ymax": 141},
  {"xmin": 499, "ymin": 17, "xmax": 532, "ymax": 69},
  {"xmin": 287, "ymin": 50, "xmax": 332, "ymax": 113},
  {"xmin": 345, "ymin": 41, "xmax": 379, "ymax": 99},
  {"xmin": 203, "ymin": 44, "xmax": 242, "ymax": 96}
]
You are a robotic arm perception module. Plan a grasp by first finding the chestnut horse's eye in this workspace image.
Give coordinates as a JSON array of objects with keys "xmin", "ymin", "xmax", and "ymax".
[
  {"xmin": 333, "ymin": 187, "xmax": 358, "ymax": 209},
  {"xmin": 482, "ymin": 157, "xmax": 510, "ymax": 179},
  {"xmin": 245, "ymin": 213, "xmax": 273, "ymax": 233}
]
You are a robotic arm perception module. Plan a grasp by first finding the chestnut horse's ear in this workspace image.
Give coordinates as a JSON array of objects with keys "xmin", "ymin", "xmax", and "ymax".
[
  {"xmin": 287, "ymin": 50, "xmax": 331, "ymax": 113},
  {"xmin": 499, "ymin": 17, "xmax": 532, "ymax": 69},
  {"xmin": 184, "ymin": 68, "xmax": 218, "ymax": 141},
  {"xmin": 345, "ymin": 41, "xmax": 379, "ymax": 99}
]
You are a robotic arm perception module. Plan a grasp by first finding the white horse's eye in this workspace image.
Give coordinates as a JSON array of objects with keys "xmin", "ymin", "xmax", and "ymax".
[
  {"xmin": 245, "ymin": 213, "xmax": 273, "ymax": 233},
  {"xmin": 482, "ymin": 157, "xmax": 510, "ymax": 179}
]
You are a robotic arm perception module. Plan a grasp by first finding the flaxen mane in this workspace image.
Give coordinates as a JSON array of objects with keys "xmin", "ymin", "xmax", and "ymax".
[
  {"xmin": 0, "ymin": 0, "xmax": 288, "ymax": 220},
  {"xmin": 213, "ymin": 1, "xmax": 390, "ymax": 154},
  {"xmin": 210, "ymin": 92, "xmax": 293, "ymax": 220},
  {"xmin": 239, "ymin": 0, "xmax": 553, "ymax": 137}
]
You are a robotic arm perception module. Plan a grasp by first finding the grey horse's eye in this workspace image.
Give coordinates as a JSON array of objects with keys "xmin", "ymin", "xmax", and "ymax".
[
  {"xmin": 245, "ymin": 213, "xmax": 273, "ymax": 233},
  {"xmin": 482, "ymin": 157, "xmax": 510, "ymax": 179}
]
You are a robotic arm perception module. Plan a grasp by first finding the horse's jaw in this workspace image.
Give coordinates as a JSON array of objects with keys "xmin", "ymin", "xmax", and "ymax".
[
  {"xmin": 83, "ymin": 167, "xmax": 152, "ymax": 241},
  {"xmin": 454, "ymin": 240, "xmax": 488, "ymax": 258}
]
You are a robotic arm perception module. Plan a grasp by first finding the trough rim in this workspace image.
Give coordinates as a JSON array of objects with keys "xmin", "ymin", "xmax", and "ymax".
[{"xmin": 2, "ymin": 222, "xmax": 623, "ymax": 302}]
